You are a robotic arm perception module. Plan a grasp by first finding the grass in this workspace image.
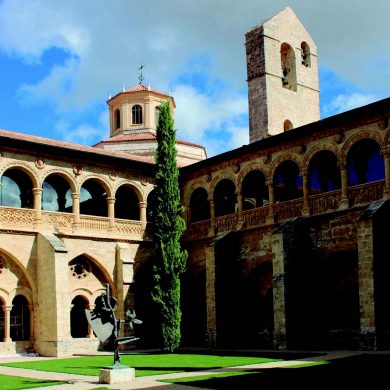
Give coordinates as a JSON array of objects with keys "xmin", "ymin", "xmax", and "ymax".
[
  {"xmin": 0, "ymin": 373, "xmax": 64, "ymax": 390},
  {"xmin": 1, "ymin": 353, "xmax": 280, "ymax": 377}
]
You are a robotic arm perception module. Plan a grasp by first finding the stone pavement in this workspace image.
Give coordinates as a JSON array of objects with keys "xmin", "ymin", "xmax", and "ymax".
[{"xmin": 0, "ymin": 350, "xmax": 372, "ymax": 390}]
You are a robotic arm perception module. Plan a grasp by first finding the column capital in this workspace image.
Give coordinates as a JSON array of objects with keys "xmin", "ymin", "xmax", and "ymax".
[
  {"xmin": 265, "ymin": 180, "xmax": 274, "ymax": 187},
  {"xmin": 32, "ymin": 188, "xmax": 43, "ymax": 195},
  {"xmin": 72, "ymin": 192, "xmax": 80, "ymax": 200},
  {"xmin": 106, "ymin": 197, "xmax": 116, "ymax": 204},
  {"xmin": 139, "ymin": 201, "xmax": 147, "ymax": 208}
]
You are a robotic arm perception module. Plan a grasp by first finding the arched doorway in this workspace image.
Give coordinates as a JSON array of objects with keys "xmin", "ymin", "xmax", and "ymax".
[
  {"xmin": 42, "ymin": 174, "xmax": 73, "ymax": 212},
  {"xmin": 0, "ymin": 169, "xmax": 34, "ymax": 208},
  {"xmin": 214, "ymin": 179, "xmax": 237, "ymax": 217},
  {"xmin": 241, "ymin": 170, "xmax": 268, "ymax": 210},
  {"xmin": 115, "ymin": 185, "xmax": 140, "ymax": 220},
  {"xmin": 10, "ymin": 295, "xmax": 30, "ymax": 341},
  {"xmin": 80, "ymin": 179, "xmax": 108, "ymax": 217},
  {"xmin": 189, "ymin": 187, "xmax": 210, "ymax": 222},
  {"xmin": 274, "ymin": 160, "xmax": 303, "ymax": 201},
  {"xmin": 70, "ymin": 296, "xmax": 89, "ymax": 338}
]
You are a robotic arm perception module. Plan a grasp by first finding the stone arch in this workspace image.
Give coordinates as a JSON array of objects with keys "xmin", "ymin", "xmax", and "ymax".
[
  {"xmin": 303, "ymin": 143, "xmax": 340, "ymax": 171},
  {"xmin": 11, "ymin": 294, "xmax": 31, "ymax": 341},
  {"xmin": 281, "ymin": 42, "xmax": 297, "ymax": 91},
  {"xmin": 68, "ymin": 252, "xmax": 116, "ymax": 297},
  {"xmin": 269, "ymin": 153, "xmax": 303, "ymax": 179},
  {"xmin": 0, "ymin": 162, "xmax": 39, "ymax": 189},
  {"xmin": 79, "ymin": 175, "xmax": 113, "ymax": 197},
  {"xmin": 213, "ymin": 178, "xmax": 237, "ymax": 217},
  {"xmin": 210, "ymin": 172, "xmax": 237, "ymax": 194},
  {"xmin": 70, "ymin": 295, "xmax": 89, "ymax": 338},
  {"xmin": 41, "ymin": 169, "xmax": 77, "ymax": 194},
  {"xmin": 114, "ymin": 183, "xmax": 141, "ymax": 220},
  {"xmin": 189, "ymin": 187, "xmax": 210, "ymax": 223},
  {"xmin": 69, "ymin": 288, "xmax": 93, "ymax": 305},
  {"xmin": 237, "ymin": 163, "xmax": 268, "ymax": 189},
  {"xmin": 183, "ymin": 180, "xmax": 210, "ymax": 207},
  {"xmin": 0, "ymin": 249, "xmax": 36, "ymax": 304},
  {"xmin": 383, "ymin": 126, "xmax": 390, "ymax": 147},
  {"xmin": 341, "ymin": 130, "xmax": 384, "ymax": 164},
  {"xmin": 0, "ymin": 288, "xmax": 11, "ymax": 306},
  {"xmin": 113, "ymin": 180, "xmax": 143, "ymax": 202}
]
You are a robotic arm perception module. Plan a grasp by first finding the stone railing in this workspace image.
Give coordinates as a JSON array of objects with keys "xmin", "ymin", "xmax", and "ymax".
[
  {"xmin": 115, "ymin": 218, "xmax": 143, "ymax": 236},
  {"xmin": 0, "ymin": 206, "xmax": 35, "ymax": 228},
  {"xmin": 79, "ymin": 215, "xmax": 110, "ymax": 232},
  {"xmin": 348, "ymin": 180, "xmax": 385, "ymax": 207},
  {"xmin": 310, "ymin": 189, "xmax": 341, "ymax": 216},
  {"xmin": 41, "ymin": 210, "xmax": 74, "ymax": 230},
  {"xmin": 186, "ymin": 220, "xmax": 211, "ymax": 240},
  {"xmin": 275, "ymin": 198, "xmax": 304, "ymax": 222},
  {"xmin": 215, "ymin": 213, "xmax": 238, "ymax": 234},
  {"xmin": 242, "ymin": 206, "xmax": 269, "ymax": 228}
]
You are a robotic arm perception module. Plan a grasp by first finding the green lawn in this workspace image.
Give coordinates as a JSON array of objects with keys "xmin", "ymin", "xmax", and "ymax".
[
  {"xmin": 0, "ymin": 373, "xmax": 64, "ymax": 390},
  {"xmin": 1, "ymin": 353, "xmax": 280, "ymax": 377}
]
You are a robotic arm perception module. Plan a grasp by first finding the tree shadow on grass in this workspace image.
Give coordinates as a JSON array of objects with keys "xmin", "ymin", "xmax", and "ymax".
[{"xmin": 158, "ymin": 354, "xmax": 390, "ymax": 389}]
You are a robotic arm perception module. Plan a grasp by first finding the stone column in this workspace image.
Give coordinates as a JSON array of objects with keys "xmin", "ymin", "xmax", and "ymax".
[
  {"xmin": 384, "ymin": 150, "xmax": 390, "ymax": 198},
  {"xmin": 28, "ymin": 304, "xmax": 34, "ymax": 341},
  {"xmin": 3, "ymin": 305, "xmax": 12, "ymax": 342},
  {"xmin": 266, "ymin": 180, "xmax": 275, "ymax": 224},
  {"xmin": 209, "ymin": 199, "xmax": 215, "ymax": 236},
  {"xmin": 357, "ymin": 218, "xmax": 377, "ymax": 350},
  {"xmin": 107, "ymin": 197, "xmax": 116, "ymax": 231},
  {"xmin": 33, "ymin": 188, "xmax": 43, "ymax": 225},
  {"xmin": 87, "ymin": 304, "xmax": 95, "ymax": 338},
  {"xmin": 237, "ymin": 192, "xmax": 244, "ymax": 228},
  {"xmin": 301, "ymin": 170, "xmax": 310, "ymax": 216},
  {"xmin": 205, "ymin": 245, "xmax": 217, "ymax": 347},
  {"xmin": 271, "ymin": 233, "xmax": 287, "ymax": 349},
  {"xmin": 339, "ymin": 163, "xmax": 349, "ymax": 209},
  {"xmin": 139, "ymin": 201, "xmax": 147, "ymax": 230},
  {"xmin": 72, "ymin": 192, "xmax": 81, "ymax": 230}
]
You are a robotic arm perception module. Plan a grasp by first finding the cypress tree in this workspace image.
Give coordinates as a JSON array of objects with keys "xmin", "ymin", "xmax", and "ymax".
[{"xmin": 151, "ymin": 101, "xmax": 188, "ymax": 352}]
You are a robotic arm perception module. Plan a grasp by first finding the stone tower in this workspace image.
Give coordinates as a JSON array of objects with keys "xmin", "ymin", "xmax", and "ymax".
[{"xmin": 246, "ymin": 7, "xmax": 320, "ymax": 142}]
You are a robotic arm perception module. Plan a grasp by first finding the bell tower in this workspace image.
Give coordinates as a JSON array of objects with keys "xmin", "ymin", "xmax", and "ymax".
[{"xmin": 246, "ymin": 7, "xmax": 320, "ymax": 142}]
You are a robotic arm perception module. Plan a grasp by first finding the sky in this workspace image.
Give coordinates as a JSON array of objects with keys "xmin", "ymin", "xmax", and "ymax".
[{"xmin": 0, "ymin": 0, "xmax": 389, "ymax": 157}]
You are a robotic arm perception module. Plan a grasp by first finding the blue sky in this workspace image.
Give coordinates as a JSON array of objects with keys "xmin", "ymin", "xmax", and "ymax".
[{"xmin": 0, "ymin": 0, "xmax": 389, "ymax": 157}]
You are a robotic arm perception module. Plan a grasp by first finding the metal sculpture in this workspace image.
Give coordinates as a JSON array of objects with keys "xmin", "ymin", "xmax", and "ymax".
[{"xmin": 85, "ymin": 283, "xmax": 142, "ymax": 366}]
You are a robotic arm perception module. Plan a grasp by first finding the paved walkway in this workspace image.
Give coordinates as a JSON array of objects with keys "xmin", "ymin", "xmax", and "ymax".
[{"xmin": 0, "ymin": 350, "xmax": 375, "ymax": 390}]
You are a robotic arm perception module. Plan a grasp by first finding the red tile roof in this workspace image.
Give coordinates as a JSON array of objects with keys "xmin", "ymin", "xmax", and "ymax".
[
  {"xmin": 94, "ymin": 131, "xmax": 205, "ymax": 149},
  {"xmin": 107, "ymin": 83, "xmax": 174, "ymax": 103},
  {"xmin": 0, "ymin": 129, "xmax": 155, "ymax": 164}
]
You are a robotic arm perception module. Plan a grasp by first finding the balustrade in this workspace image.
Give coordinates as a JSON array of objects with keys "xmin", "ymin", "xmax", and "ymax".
[
  {"xmin": 242, "ymin": 206, "xmax": 269, "ymax": 228},
  {"xmin": 309, "ymin": 190, "xmax": 341, "ymax": 215},
  {"xmin": 348, "ymin": 180, "xmax": 385, "ymax": 207},
  {"xmin": 215, "ymin": 213, "xmax": 238, "ymax": 234},
  {"xmin": 274, "ymin": 199, "xmax": 304, "ymax": 222}
]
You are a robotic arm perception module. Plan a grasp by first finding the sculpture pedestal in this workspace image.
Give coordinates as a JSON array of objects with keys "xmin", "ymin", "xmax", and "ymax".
[{"xmin": 99, "ymin": 365, "xmax": 135, "ymax": 384}]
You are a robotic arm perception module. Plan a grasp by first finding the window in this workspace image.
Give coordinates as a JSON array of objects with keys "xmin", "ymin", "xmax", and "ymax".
[
  {"xmin": 115, "ymin": 109, "xmax": 120, "ymax": 129},
  {"xmin": 301, "ymin": 42, "xmax": 311, "ymax": 67},
  {"xmin": 284, "ymin": 120, "xmax": 293, "ymax": 131},
  {"xmin": 280, "ymin": 43, "xmax": 297, "ymax": 91},
  {"xmin": 132, "ymin": 105, "xmax": 143, "ymax": 125}
]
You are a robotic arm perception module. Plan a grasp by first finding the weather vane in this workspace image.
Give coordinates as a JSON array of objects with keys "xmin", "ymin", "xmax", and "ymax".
[{"xmin": 138, "ymin": 63, "xmax": 145, "ymax": 84}]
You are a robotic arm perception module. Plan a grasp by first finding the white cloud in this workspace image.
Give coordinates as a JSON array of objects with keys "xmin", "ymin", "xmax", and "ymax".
[{"xmin": 323, "ymin": 93, "xmax": 378, "ymax": 117}]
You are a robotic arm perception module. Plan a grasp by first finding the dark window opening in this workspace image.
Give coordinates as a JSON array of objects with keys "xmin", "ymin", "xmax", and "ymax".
[
  {"xmin": 241, "ymin": 170, "xmax": 268, "ymax": 210},
  {"xmin": 283, "ymin": 120, "xmax": 293, "ymax": 132},
  {"xmin": 70, "ymin": 296, "xmax": 88, "ymax": 338},
  {"xmin": 190, "ymin": 187, "xmax": 210, "ymax": 223},
  {"xmin": 0, "ymin": 169, "xmax": 34, "ymax": 209},
  {"xmin": 347, "ymin": 139, "xmax": 384, "ymax": 185},
  {"xmin": 274, "ymin": 161, "xmax": 303, "ymax": 201},
  {"xmin": 115, "ymin": 109, "xmax": 121, "ymax": 130},
  {"xmin": 80, "ymin": 180, "xmax": 107, "ymax": 217},
  {"xmin": 214, "ymin": 179, "xmax": 237, "ymax": 217},
  {"xmin": 132, "ymin": 105, "xmax": 143, "ymax": 125},
  {"xmin": 301, "ymin": 41, "xmax": 311, "ymax": 67},
  {"xmin": 309, "ymin": 151, "xmax": 341, "ymax": 194},
  {"xmin": 115, "ymin": 185, "xmax": 140, "ymax": 220},
  {"xmin": 10, "ymin": 295, "xmax": 30, "ymax": 341},
  {"xmin": 42, "ymin": 174, "xmax": 72, "ymax": 212}
]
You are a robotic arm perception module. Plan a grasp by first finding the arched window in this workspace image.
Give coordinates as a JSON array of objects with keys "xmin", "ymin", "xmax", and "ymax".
[
  {"xmin": 42, "ymin": 174, "xmax": 72, "ymax": 212},
  {"xmin": 70, "ymin": 296, "xmax": 89, "ymax": 338},
  {"xmin": 283, "ymin": 120, "xmax": 293, "ymax": 132},
  {"xmin": 190, "ymin": 187, "xmax": 210, "ymax": 223},
  {"xmin": 309, "ymin": 151, "xmax": 341, "ymax": 194},
  {"xmin": 214, "ymin": 179, "xmax": 237, "ymax": 217},
  {"xmin": 80, "ymin": 179, "xmax": 107, "ymax": 217},
  {"xmin": 115, "ymin": 109, "xmax": 121, "ymax": 130},
  {"xmin": 132, "ymin": 105, "xmax": 143, "ymax": 125},
  {"xmin": 241, "ymin": 170, "xmax": 268, "ymax": 210},
  {"xmin": 155, "ymin": 106, "xmax": 161, "ymax": 127},
  {"xmin": 10, "ymin": 295, "xmax": 30, "ymax": 341},
  {"xmin": 347, "ymin": 139, "xmax": 385, "ymax": 186},
  {"xmin": 115, "ymin": 185, "xmax": 140, "ymax": 220},
  {"xmin": 274, "ymin": 160, "xmax": 303, "ymax": 202},
  {"xmin": 146, "ymin": 189, "xmax": 157, "ymax": 222},
  {"xmin": 0, "ymin": 169, "xmax": 34, "ymax": 209},
  {"xmin": 301, "ymin": 41, "xmax": 311, "ymax": 67},
  {"xmin": 281, "ymin": 43, "xmax": 297, "ymax": 91}
]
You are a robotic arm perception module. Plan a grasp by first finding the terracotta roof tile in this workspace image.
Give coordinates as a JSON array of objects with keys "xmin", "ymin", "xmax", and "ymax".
[
  {"xmin": 94, "ymin": 131, "xmax": 205, "ymax": 149},
  {"xmin": 0, "ymin": 129, "xmax": 155, "ymax": 165}
]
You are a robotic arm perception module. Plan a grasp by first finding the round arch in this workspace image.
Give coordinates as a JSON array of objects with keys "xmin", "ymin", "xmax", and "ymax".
[
  {"xmin": 0, "ymin": 163, "xmax": 39, "ymax": 189},
  {"xmin": 69, "ymin": 288, "xmax": 93, "ymax": 305},
  {"xmin": 41, "ymin": 170, "xmax": 77, "ymax": 194},
  {"xmin": 269, "ymin": 153, "xmax": 303, "ymax": 179},
  {"xmin": 210, "ymin": 172, "xmax": 237, "ymax": 194},
  {"xmin": 303, "ymin": 143, "xmax": 340, "ymax": 171},
  {"xmin": 341, "ymin": 131, "xmax": 384, "ymax": 164},
  {"xmin": 113, "ymin": 181, "xmax": 143, "ymax": 203},
  {"xmin": 79, "ymin": 175, "xmax": 113, "ymax": 198},
  {"xmin": 189, "ymin": 187, "xmax": 210, "ymax": 223},
  {"xmin": 237, "ymin": 163, "xmax": 268, "ymax": 189},
  {"xmin": 183, "ymin": 180, "xmax": 211, "ymax": 207}
]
